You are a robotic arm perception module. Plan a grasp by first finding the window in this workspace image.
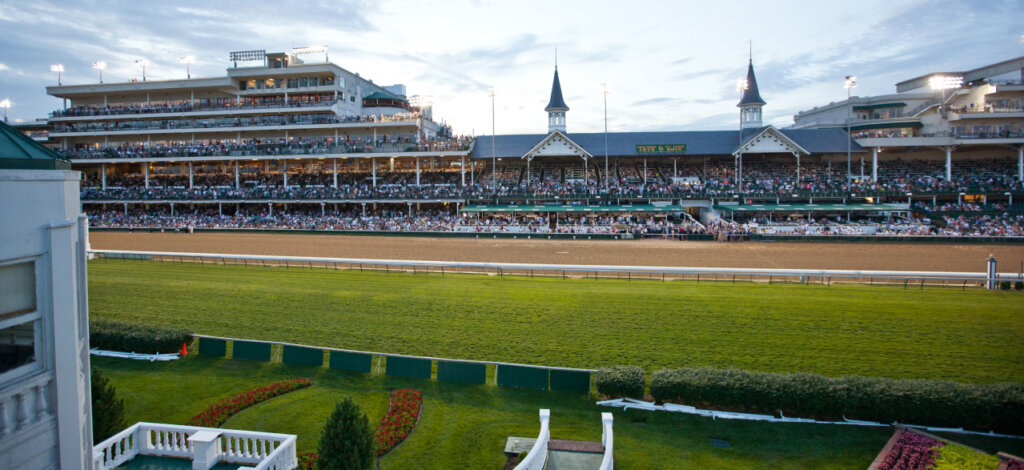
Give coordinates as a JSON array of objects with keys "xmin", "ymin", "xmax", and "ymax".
[
  {"xmin": 0, "ymin": 261, "xmax": 38, "ymax": 376},
  {"xmin": 300, "ymin": 77, "xmax": 309, "ymax": 88},
  {"xmin": 310, "ymin": 77, "xmax": 319, "ymax": 87}
]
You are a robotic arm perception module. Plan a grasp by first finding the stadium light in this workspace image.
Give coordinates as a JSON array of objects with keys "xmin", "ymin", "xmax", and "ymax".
[
  {"xmin": 179, "ymin": 55, "xmax": 195, "ymax": 79},
  {"xmin": 602, "ymin": 83, "xmax": 610, "ymax": 190},
  {"xmin": 92, "ymin": 61, "xmax": 106, "ymax": 83},
  {"xmin": 50, "ymin": 64, "xmax": 64, "ymax": 85},
  {"xmin": 135, "ymin": 59, "xmax": 149, "ymax": 81},
  {"xmin": 929, "ymin": 75, "xmax": 962, "ymax": 115},
  {"xmin": 0, "ymin": 99, "xmax": 10, "ymax": 123},
  {"xmin": 845, "ymin": 76, "xmax": 857, "ymax": 182}
]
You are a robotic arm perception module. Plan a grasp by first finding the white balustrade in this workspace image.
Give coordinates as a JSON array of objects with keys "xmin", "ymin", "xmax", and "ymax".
[
  {"xmin": 0, "ymin": 372, "xmax": 55, "ymax": 439},
  {"xmin": 599, "ymin": 412, "xmax": 614, "ymax": 470},
  {"xmin": 513, "ymin": 409, "xmax": 550, "ymax": 470},
  {"xmin": 92, "ymin": 422, "xmax": 296, "ymax": 470}
]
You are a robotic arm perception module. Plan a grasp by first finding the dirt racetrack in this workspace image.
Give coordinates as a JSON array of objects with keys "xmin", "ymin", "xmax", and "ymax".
[{"xmin": 88, "ymin": 231, "xmax": 1024, "ymax": 273}]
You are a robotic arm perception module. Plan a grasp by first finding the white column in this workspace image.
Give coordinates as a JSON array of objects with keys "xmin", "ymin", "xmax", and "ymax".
[
  {"xmin": 101, "ymin": 163, "xmax": 106, "ymax": 190},
  {"xmin": 872, "ymin": 147, "xmax": 878, "ymax": 182},
  {"xmin": 188, "ymin": 162, "xmax": 194, "ymax": 189},
  {"xmin": 945, "ymin": 147, "xmax": 952, "ymax": 182},
  {"xmin": 416, "ymin": 158, "xmax": 420, "ymax": 186},
  {"xmin": 143, "ymin": 163, "xmax": 149, "ymax": 189},
  {"xmin": 372, "ymin": 158, "xmax": 377, "ymax": 188},
  {"xmin": 188, "ymin": 430, "xmax": 222, "ymax": 470},
  {"xmin": 1018, "ymin": 146, "xmax": 1023, "ymax": 182},
  {"xmin": 333, "ymin": 159, "xmax": 338, "ymax": 188},
  {"xmin": 643, "ymin": 158, "xmax": 648, "ymax": 185},
  {"xmin": 461, "ymin": 155, "xmax": 466, "ymax": 187},
  {"xmin": 283, "ymin": 160, "xmax": 288, "ymax": 188},
  {"xmin": 796, "ymin": 154, "xmax": 800, "ymax": 184},
  {"xmin": 234, "ymin": 161, "xmax": 240, "ymax": 189}
]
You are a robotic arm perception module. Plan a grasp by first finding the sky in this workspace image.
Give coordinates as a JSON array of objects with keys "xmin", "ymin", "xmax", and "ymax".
[{"xmin": 0, "ymin": 0, "xmax": 1022, "ymax": 135}]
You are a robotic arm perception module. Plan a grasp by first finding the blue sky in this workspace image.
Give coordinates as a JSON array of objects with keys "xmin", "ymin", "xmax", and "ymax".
[{"xmin": 0, "ymin": 0, "xmax": 1021, "ymax": 134}]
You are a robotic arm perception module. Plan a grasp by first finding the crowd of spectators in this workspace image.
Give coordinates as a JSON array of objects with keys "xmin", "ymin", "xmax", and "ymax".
[
  {"xmin": 52, "ymin": 96, "xmax": 342, "ymax": 117},
  {"xmin": 53, "ymin": 111, "xmax": 422, "ymax": 134},
  {"xmin": 61, "ymin": 134, "xmax": 473, "ymax": 160}
]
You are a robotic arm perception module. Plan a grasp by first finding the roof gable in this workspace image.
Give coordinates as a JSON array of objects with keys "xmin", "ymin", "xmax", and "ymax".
[
  {"xmin": 523, "ymin": 130, "xmax": 592, "ymax": 160},
  {"xmin": 735, "ymin": 126, "xmax": 808, "ymax": 155},
  {"xmin": 0, "ymin": 121, "xmax": 70, "ymax": 170}
]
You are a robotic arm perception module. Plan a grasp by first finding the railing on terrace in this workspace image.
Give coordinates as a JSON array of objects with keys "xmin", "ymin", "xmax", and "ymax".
[
  {"xmin": 51, "ymin": 100, "xmax": 342, "ymax": 118},
  {"xmin": 90, "ymin": 249, "xmax": 1022, "ymax": 288},
  {"xmin": 65, "ymin": 141, "xmax": 472, "ymax": 160},
  {"xmin": 599, "ymin": 413, "xmax": 614, "ymax": 470},
  {"xmin": 92, "ymin": 422, "xmax": 297, "ymax": 470},
  {"xmin": 0, "ymin": 372, "xmax": 56, "ymax": 442},
  {"xmin": 513, "ymin": 410, "xmax": 550, "ymax": 470}
]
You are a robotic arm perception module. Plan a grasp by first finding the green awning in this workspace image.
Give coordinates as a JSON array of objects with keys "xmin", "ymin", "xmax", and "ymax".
[
  {"xmin": 461, "ymin": 204, "xmax": 688, "ymax": 213},
  {"xmin": 362, "ymin": 91, "xmax": 404, "ymax": 101},
  {"xmin": 849, "ymin": 121, "xmax": 922, "ymax": 131},
  {"xmin": 0, "ymin": 120, "xmax": 71, "ymax": 170},
  {"xmin": 714, "ymin": 203, "xmax": 909, "ymax": 213},
  {"xmin": 853, "ymin": 102, "xmax": 907, "ymax": 111}
]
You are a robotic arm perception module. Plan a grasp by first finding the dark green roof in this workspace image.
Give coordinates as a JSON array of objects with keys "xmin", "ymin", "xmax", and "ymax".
[
  {"xmin": 362, "ymin": 91, "xmax": 404, "ymax": 101},
  {"xmin": 737, "ymin": 60, "xmax": 766, "ymax": 107},
  {"xmin": 853, "ymin": 102, "xmax": 907, "ymax": 111},
  {"xmin": 461, "ymin": 204, "xmax": 686, "ymax": 213},
  {"xmin": 545, "ymin": 67, "xmax": 569, "ymax": 111},
  {"xmin": 714, "ymin": 203, "xmax": 909, "ymax": 212},
  {"xmin": 0, "ymin": 120, "xmax": 70, "ymax": 170}
]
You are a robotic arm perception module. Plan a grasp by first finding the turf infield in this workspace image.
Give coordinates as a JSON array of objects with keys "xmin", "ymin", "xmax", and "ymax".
[{"xmin": 87, "ymin": 259, "xmax": 1024, "ymax": 383}]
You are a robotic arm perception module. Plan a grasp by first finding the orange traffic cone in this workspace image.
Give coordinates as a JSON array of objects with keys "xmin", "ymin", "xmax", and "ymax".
[{"xmin": 180, "ymin": 342, "xmax": 188, "ymax": 357}]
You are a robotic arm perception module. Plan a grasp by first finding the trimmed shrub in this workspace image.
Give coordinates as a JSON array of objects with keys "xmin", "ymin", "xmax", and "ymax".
[
  {"xmin": 1015, "ymin": 281, "xmax": 1023, "ymax": 291},
  {"xmin": 648, "ymin": 367, "xmax": 1024, "ymax": 434},
  {"xmin": 91, "ymin": 367, "xmax": 126, "ymax": 443},
  {"xmin": 316, "ymin": 397, "xmax": 375, "ymax": 470},
  {"xmin": 1000, "ymin": 281, "xmax": 1012, "ymax": 290},
  {"xmin": 90, "ymin": 320, "xmax": 192, "ymax": 354},
  {"xmin": 595, "ymin": 366, "xmax": 645, "ymax": 399}
]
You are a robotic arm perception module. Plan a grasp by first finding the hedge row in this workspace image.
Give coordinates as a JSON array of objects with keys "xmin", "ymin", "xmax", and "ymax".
[
  {"xmin": 90, "ymin": 321, "xmax": 193, "ymax": 354},
  {"xmin": 594, "ymin": 366, "xmax": 645, "ymax": 399},
  {"xmin": 647, "ymin": 367, "xmax": 1023, "ymax": 434}
]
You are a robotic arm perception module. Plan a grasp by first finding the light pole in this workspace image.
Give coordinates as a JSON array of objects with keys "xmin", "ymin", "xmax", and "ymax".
[
  {"xmin": 50, "ymin": 64, "xmax": 64, "ymax": 85},
  {"xmin": 602, "ymin": 83, "xmax": 610, "ymax": 190},
  {"xmin": 489, "ymin": 86, "xmax": 496, "ymax": 192},
  {"xmin": 0, "ymin": 99, "xmax": 10, "ymax": 123},
  {"xmin": 179, "ymin": 55, "xmax": 195, "ymax": 79},
  {"xmin": 844, "ymin": 75, "xmax": 857, "ymax": 182},
  {"xmin": 92, "ymin": 61, "xmax": 106, "ymax": 83},
  {"xmin": 135, "ymin": 59, "xmax": 149, "ymax": 81}
]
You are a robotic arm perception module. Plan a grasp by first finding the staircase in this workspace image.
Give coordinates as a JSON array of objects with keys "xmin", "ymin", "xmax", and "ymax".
[{"xmin": 508, "ymin": 410, "xmax": 614, "ymax": 470}]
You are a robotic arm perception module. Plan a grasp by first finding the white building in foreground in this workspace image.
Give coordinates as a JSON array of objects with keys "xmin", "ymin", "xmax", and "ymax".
[{"xmin": 0, "ymin": 121, "xmax": 92, "ymax": 469}]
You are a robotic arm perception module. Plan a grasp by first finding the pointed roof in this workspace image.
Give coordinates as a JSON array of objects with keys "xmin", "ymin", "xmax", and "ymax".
[
  {"xmin": 545, "ymin": 67, "xmax": 569, "ymax": 111},
  {"xmin": 737, "ymin": 60, "xmax": 766, "ymax": 107},
  {"xmin": 0, "ymin": 120, "xmax": 70, "ymax": 170}
]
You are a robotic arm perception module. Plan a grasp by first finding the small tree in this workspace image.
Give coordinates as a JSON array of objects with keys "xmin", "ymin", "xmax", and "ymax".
[
  {"xmin": 316, "ymin": 397, "xmax": 374, "ymax": 470},
  {"xmin": 91, "ymin": 366, "xmax": 126, "ymax": 443}
]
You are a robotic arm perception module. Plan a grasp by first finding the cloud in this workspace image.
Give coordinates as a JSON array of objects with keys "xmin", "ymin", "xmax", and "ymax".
[{"xmin": 0, "ymin": 63, "xmax": 8, "ymax": 71}]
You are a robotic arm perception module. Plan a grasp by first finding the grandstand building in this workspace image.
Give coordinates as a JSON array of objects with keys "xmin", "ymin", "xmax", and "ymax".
[
  {"xmin": 29, "ymin": 51, "xmax": 1024, "ymax": 237},
  {"xmin": 792, "ymin": 56, "xmax": 1024, "ymax": 183}
]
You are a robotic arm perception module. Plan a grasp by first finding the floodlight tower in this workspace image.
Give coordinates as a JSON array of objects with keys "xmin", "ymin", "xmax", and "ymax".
[
  {"xmin": 179, "ymin": 55, "xmax": 195, "ymax": 79},
  {"xmin": 92, "ymin": 61, "xmax": 106, "ymax": 83},
  {"xmin": 844, "ymin": 75, "xmax": 857, "ymax": 182}
]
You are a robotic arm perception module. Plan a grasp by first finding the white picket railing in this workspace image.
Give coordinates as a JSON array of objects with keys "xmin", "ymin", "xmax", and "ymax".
[
  {"xmin": 599, "ymin": 412, "xmax": 614, "ymax": 470},
  {"xmin": 92, "ymin": 422, "xmax": 296, "ymax": 470},
  {"xmin": 0, "ymin": 371, "xmax": 55, "ymax": 442},
  {"xmin": 513, "ymin": 409, "xmax": 550, "ymax": 470}
]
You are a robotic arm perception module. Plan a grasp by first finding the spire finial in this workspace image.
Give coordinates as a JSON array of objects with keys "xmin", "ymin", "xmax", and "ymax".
[
  {"xmin": 555, "ymin": 47, "xmax": 558, "ymax": 69},
  {"xmin": 748, "ymin": 40, "xmax": 752, "ymax": 63}
]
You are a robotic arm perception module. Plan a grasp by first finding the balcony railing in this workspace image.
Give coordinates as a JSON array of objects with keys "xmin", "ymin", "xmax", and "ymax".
[
  {"xmin": 0, "ymin": 372, "xmax": 55, "ymax": 442},
  {"xmin": 92, "ymin": 422, "xmax": 297, "ymax": 470}
]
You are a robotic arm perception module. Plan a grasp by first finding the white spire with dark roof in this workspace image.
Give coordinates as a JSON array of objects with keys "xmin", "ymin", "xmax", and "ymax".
[
  {"xmin": 737, "ymin": 56, "xmax": 766, "ymax": 129},
  {"xmin": 545, "ymin": 65, "xmax": 569, "ymax": 133}
]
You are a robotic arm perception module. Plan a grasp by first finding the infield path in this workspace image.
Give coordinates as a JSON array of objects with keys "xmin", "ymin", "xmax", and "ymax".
[{"xmin": 88, "ymin": 231, "xmax": 1024, "ymax": 273}]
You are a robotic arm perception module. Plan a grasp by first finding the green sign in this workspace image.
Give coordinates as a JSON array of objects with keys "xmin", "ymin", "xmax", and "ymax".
[{"xmin": 635, "ymin": 144, "xmax": 687, "ymax": 154}]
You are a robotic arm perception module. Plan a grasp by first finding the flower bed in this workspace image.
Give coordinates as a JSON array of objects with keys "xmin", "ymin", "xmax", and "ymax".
[
  {"xmin": 188, "ymin": 378, "xmax": 312, "ymax": 427},
  {"xmin": 297, "ymin": 451, "xmax": 317, "ymax": 470},
  {"xmin": 876, "ymin": 430, "xmax": 942, "ymax": 470},
  {"xmin": 374, "ymin": 389, "xmax": 423, "ymax": 456}
]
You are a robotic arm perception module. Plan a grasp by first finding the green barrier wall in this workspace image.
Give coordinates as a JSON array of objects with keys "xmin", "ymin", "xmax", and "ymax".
[
  {"xmin": 329, "ymin": 351, "xmax": 373, "ymax": 373},
  {"xmin": 232, "ymin": 340, "xmax": 272, "ymax": 362},
  {"xmin": 385, "ymin": 356, "xmax": 432, "ymax": 379},
  {"xmin": 550, "ymin": 370, "xmax": 591, "ymax": 393},
  {"xmin": 198, "ymin": 338, "xmax": 226, "ymax": 357},
  {"xmin": 282, "ymin": 345, "xmax": 324, "ymax": 366},
  {"xmin": 437, "ymin": 361, "xmax": 487, "ymax": 384},
  {"xmin": 497, "ymin": 365, "xmax": 549, "ymax": 390}
]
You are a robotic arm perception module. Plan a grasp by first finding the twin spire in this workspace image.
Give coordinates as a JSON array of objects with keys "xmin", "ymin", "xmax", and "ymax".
[{"xmin": 540, "ymin": 48, "xmax": 765, "ymax": 132}]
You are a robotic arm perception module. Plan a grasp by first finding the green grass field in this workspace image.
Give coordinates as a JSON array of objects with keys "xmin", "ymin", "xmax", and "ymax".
[{"xmin": 88, "ymin": 259, "xmax": 1024, "ymax": 383}]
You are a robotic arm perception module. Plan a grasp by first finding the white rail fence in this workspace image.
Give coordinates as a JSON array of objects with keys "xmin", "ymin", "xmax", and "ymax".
[
  {"xmin": 599, "ymin": 412, "xmax": 614, "ymax": 470},
  {"xmin": 513, "ymin": 409, "xmax": 550, "ymax": 470},
  {"xmin": 91, "ymin": 249, "xmax": 1022, "ymax": 287},
  {"xmin": 92, "ymin": 422, "xmax": 296, "ymax": 470}
]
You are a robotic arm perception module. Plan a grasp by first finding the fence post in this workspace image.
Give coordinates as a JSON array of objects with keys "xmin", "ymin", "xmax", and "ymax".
[{"xmin": 986, "ymin": 255, "xmax": 998, "ymax": 290}]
